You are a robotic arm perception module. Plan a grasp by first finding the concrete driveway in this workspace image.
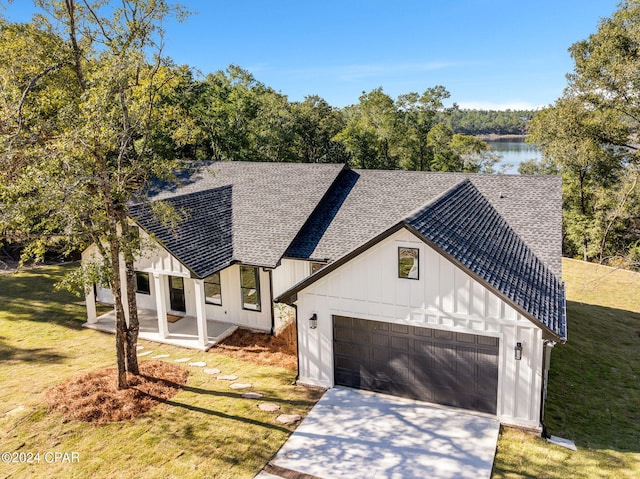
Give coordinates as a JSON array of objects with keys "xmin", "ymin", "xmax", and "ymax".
[{"xmin": 258, "ymin": 386, "xmax": 500, "ymax": 479}]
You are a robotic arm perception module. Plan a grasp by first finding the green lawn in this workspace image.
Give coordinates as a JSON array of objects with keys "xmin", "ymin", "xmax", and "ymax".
[
  {"xmin": 492, "ymin": 258, "xmax": 640, "ymax": 478},
  {"xmin": 2, "ymin": 260, "xmax": 639, "ymax": 478},
  {"xmin": 0, "ymin": 265, "xmax": 322, "ymax": 479}
]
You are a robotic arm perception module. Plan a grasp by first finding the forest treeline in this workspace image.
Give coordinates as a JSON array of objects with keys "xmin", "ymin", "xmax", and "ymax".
[
  {"xmin": 173, "ymin": 70, "xmax": 502, "ymax": 173},
  {"xmin": 441, "ymin": 109, "xmax": 536, "ymax": 136},
  {"xmin": 1, "ymin": 0, "xmax": 639, "ymax": 273}
]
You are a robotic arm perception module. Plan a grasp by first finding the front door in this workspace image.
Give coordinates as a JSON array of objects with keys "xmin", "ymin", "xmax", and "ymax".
[{"xmin": 169, "ymin": 276, "xmax": 186, "ymax": 313}]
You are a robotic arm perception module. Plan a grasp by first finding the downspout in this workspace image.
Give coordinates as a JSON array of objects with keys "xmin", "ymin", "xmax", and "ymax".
[
  {"xmin": 539, "ymin": 340, "xmax": 552, "ymax": 438},
  {"xmin": 292, "ymin": 303, "xmax": 300, "ymax": 384},
  {"xmin": 267, "ymin": 269, "xmax": 275, "ymax": 335}
]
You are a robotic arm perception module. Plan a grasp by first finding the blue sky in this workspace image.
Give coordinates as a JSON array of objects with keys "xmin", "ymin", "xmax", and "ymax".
[{"xmin": 2, "ymin": 0, "xmax": 620, "ymax": 109}]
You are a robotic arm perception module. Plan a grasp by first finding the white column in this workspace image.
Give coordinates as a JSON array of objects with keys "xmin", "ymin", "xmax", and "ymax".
[
  {"xmin": 120, "ymin": 263, "xmax": 130, "ymax": 326},
  {"xmin": 86, "ymin": 284, "xmax": 97, "ymax": 324},
  {"xmin": 193, "ymin": 278, "xmax": 208, "ymax": 348},
  {"xmin": 154, "ymin": 273, "xmax": 169, "ymax": 338}
]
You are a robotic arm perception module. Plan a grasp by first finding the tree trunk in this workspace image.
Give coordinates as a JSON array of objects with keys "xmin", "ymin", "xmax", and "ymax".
[
  {"xmin": 108, "ymin": 236, "xmax": 128, "ymax": 389},
  {"xmin": 120, "ymin": 218, "xmax": 140, "ymax": 375},
  {"xmin": 102, "ymin": 178, "xmax": 130, "ymax": 389}
]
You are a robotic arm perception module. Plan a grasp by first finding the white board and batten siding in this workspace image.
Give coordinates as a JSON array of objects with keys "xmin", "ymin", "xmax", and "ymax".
[
  {"xmin": 203, "ymin": 264, "xmax": 272, "ymax": 331},
  {"xmin": 296, "ymin": 228, "xmax": 545, "ymax": 429},
  {"xmin": 272, "ymin": 259, "xmax": 315, "ymax": 298},
  {"xmin": 133, "ymin": 237, "xmax": 191, "ymax": 312},
  {"xmin": 84, "ymin": 234, "xmax": 275, "ymax": 333}
]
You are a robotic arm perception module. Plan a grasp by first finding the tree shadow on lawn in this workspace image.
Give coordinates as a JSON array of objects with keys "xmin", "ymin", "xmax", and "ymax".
[
  {"xmin": 141, "ymin": 373, "xmax": 323, "ymax": 409},
  {"xmin": 160, "ymin": 397, "xmax": 293, "ymax": 434},
  {"xmin": 545, "ymin": 301, "xmax": 640, "ymax": 452},
  {"xmin": 0, "ymin": 266, "xmax": 88, "ymax": 330},
  {"xmin": 0, "ymin": 336, "xmax": 68, "ymax": 364}
]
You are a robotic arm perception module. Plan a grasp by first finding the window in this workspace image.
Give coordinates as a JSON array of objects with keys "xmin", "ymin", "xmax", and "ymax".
[
  {"xmin": 135, "ymin": 271, "xmax": 151, "ymax": 294},
  {"xmin": 204, "ymin": 272, "xmax": 222, "ymax": 305},
  {"xmin": 398, "ymin": 247, "xmax": 419, "ymax": 280},
  {"xmin": 240, "ymin": 266, "xmax": 261, "ymax": 311}
]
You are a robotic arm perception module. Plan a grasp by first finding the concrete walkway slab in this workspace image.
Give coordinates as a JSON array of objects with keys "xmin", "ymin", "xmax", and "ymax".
[
  {"xmin": 262, "ymin": 386, "xmax": 500, "ymax": 479},
  {"xmin": 84, "ymin": 309, "xmax": 237, "ymax": 350}
]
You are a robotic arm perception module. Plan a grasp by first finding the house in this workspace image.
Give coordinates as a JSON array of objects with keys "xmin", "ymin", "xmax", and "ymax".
[
  {"xmin": 83, "ymin": 161, "xmax": 566, "ymax": 431},
  {"xmin": 83, "ymin": 162, "xmax": 345, "ymax": 348}
]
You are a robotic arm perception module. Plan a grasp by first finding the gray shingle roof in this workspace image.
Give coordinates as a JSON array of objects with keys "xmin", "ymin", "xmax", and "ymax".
[
  {"xmin": 130, "ymin": 161, "xmax": 565, "ymax": 340},
  {"xmin": 129, "ymin": 162, "xmax": 345, "ymax": 277},
  {"xmin": 129, "ymin": 186, "xmax": 234, "ymax": 278},
  {"xmin": 405, "ymin": 179, "xmax": 566, "ymax": 341},
  {"xmin": 285, "ymin": 169, "xmax": 563, "ymax": 278}
]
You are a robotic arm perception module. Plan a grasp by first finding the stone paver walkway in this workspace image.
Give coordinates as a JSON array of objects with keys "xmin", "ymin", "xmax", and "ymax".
[
  {"xmin": 258, "ymin": 403, "xmax": 280, "ymax": 412},
  {"xmin": 131, "ymin": 348, "xmax": 299, "ymax": 436},
  {"xmin": 229, "ymin": 383, "xmax": 252, "ymax": 390}
]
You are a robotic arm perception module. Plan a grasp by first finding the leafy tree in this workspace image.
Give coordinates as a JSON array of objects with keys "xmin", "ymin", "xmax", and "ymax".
[
  {"xmin": 517, "ymin": 158, "xmax": 560, "ymax": 175},
  {"xmin": 427, "ymin": 123, "xmax": 461, "ymax": 172},
  {"xmin": 188, "ymin": 65, "xmax": 300, "ymax": 163},
  {"xmin": 529, "ymin": 0, "xmax": 640, "ymax": 266},
  {"xmin": 396, "ymin": 86, "xmax": 450, "ymax": 171},
  {"xmin": 0, "ymin": 0, "xmax": 188, "ymax": 387},
  {"xmin": 189, "ymin": 66, "xmax": 264, "ymax": 161},
  {"xmin": 334, "ymin": 87, "xmax": 493, "ymax": 173},
  {"xmin": 333, "ymin": 105, "xmax": 379, "ymax": 169},
  {"xmin": 334, "ymin": 88, "xmax": 401, "ymax": 169},
  {"xmin": 450, "ymin": 134, "xmax": 500, "ymax": 173},
  {"xmin": 289, "ymin": 95, "xmax": 348, "ymax": 163}
]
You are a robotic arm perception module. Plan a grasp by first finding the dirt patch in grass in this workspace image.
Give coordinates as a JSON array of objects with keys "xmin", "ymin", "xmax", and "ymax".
[
  {"xmin": 213, "ymin": 321, "xmax": 297, "ymax": 370},
  {"xmin": 45, "ymin": 360, "xmax": 189, "ymax": 424}
]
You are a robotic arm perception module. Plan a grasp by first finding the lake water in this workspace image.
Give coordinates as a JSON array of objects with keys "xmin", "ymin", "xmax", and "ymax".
[{"xmin": 485, "ymin": 137, "xmax": 542, "ymax": 174}]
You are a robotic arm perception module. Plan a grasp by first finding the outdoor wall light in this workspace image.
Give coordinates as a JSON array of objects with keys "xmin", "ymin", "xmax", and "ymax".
[
  {"xmin": 515, "ymin": 342, "xmax": 523, "ymax": 360},
  {"xmin": 309, "ymin": 313, "xmax": 318, "ymax": 329}
]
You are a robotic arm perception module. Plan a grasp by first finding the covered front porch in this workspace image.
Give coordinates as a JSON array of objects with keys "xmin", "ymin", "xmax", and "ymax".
[{"xmin": 83, "ymin": 309, "xmax": 237, "ymax": 351}]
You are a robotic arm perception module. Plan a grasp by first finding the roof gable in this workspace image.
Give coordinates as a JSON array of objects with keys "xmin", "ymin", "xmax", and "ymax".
[
  {"xmin": 277, "ymin": 179, "xmax": 566, "ymax": 342},
  {"xmin": 129, "ymin": 186, "xmax": 234, "ymax": 278},
  {"xmin": 405, "ymin": 179, "xmax": 566, "ymax": 341}
]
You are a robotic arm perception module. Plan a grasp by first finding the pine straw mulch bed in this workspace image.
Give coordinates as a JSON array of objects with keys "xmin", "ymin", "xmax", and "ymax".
[
  {"xmin": 213, "ymin": 321, "xmax": 297, "ymax": 370},
  {"xmin": 45, "ymin": 360, "xmax": 189, "ymax": 424}
]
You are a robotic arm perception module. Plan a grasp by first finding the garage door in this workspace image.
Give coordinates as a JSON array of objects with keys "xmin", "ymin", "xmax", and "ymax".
[{"xmin": 333, "ymin": 315, "xmax": 499, "ymax": 414}]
